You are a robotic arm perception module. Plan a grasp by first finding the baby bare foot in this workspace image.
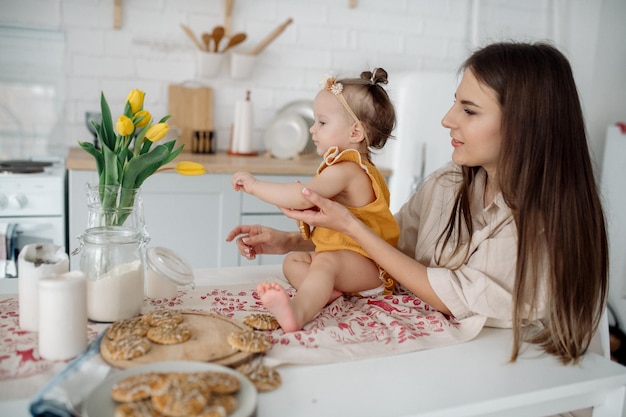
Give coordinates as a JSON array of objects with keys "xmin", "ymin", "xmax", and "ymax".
[{"xmin": 257, "ymin": 282, "xmax": 300, "ymax": 332}]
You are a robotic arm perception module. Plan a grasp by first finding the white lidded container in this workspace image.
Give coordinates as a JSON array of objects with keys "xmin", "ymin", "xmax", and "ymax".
[{"xmin": 145, "ymin": 247, "xmax": 194, "ymax": 299}]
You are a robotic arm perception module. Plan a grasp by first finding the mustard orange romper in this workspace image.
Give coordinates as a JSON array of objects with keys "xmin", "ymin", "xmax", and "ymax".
[{"xmin": 308, "ymin": 146, "xmax": 400, "ymax": 295}]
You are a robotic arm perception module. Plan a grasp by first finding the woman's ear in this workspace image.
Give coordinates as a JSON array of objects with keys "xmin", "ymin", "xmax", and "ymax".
[{"xmin": 350, "ymin": 122, "xmax": 366, "ymax": 143}]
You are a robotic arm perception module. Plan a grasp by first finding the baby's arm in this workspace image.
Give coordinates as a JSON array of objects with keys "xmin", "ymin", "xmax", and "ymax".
[
  {"xmin": 232, "ymin": 163, "xmax": 357, "ymax": 209},
  {"xmin": 232, "ymin": 171, "xmax": 314, "ymax": 209}
]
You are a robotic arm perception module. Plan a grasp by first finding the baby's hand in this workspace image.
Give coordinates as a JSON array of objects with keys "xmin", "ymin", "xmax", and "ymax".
[{"xmin": 232, "ymin": 171, "xmax": 258, "ymax": 194}]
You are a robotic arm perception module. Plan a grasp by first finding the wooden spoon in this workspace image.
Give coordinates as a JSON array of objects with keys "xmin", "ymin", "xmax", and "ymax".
[
  {"xmin": 212, "ymin": 26, "xmax": 225, "ymax": 53},
  {"xmin": 220, "ymin": 32, "xmax": 247, "ymax": 53},
  {"xmin": 180, "ymin": 24, "xmax": 204, "ymax": 51},
  {"xmin": 201, "ymin": 32, "xmax": 212, "ymax": 52}
]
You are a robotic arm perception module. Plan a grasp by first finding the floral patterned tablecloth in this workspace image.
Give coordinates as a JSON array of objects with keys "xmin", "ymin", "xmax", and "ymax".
[{"xmin": 0, "ymin": 268, "xmax": 486, "ymax": 396}]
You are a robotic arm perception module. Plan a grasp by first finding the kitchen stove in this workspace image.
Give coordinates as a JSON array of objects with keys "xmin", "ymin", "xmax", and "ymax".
[{"xmin": 0, "ymin": 157, "xmax": 66, "ymax": 278}]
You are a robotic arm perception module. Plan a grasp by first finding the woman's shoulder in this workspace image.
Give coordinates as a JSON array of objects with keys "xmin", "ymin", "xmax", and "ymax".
[{"xmin": 422, "ymin": 161, "xmax": 462, "ymax": 189}]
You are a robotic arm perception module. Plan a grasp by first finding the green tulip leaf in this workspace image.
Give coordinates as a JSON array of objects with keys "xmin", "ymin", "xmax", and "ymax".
[
  {"xmin": 99, "ymin": 92, "xmax": 116, "ymax": 150},
  {"xmin": 121, "ymin": 145, "xmax": 170, "ymax": 189},
  {"xmin": 78, "ymin": 141, "xmax": 104, "ymax": 177}
]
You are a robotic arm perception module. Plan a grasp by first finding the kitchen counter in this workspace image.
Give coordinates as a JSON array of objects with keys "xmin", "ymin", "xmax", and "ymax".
[
  {"xmin": 1, "ymin": 265, "xmax": 626, "ymax": 417},
  {"xmin": 66, "ymin": 147, "xmax": 392, "ymax": 177}
]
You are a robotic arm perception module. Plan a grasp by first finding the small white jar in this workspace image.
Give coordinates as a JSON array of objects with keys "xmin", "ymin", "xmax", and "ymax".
[{"xmin": 145, "ymin": 247, "xmax": 194, "ymax": 299}]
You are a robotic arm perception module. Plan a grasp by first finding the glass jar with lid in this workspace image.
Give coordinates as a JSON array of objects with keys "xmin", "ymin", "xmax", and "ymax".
[
  {"xmin": 145, "ymin": 246, "xmax": 194, "ymax": 299},
  {"xmin": 75, "ymin": 226, "xmax": 146, "ymax": 322}
]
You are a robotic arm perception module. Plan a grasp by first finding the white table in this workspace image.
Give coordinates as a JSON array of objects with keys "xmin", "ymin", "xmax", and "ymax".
[{"xmin": 1, "ymin": 265, "xmax": 626, "ymax": 417}]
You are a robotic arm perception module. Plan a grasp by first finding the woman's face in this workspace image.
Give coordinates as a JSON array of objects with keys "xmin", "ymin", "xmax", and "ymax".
[
  {"xmin": 441, "ymin": 68, "xmax": 502, "ymax": 177},
  {"xmin": 310, "ymin": 90, "xmax": 356, "ymax": 156}
]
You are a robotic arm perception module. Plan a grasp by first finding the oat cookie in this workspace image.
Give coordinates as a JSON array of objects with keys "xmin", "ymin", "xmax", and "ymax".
[
  {"xmin": 208, "ymin": 393, "xmax": 238, "ymax": 414},
  {"xmin": 147, "ymin": 324, "xmax": 192, "ymax": 345},
  {"xmin": 106, "ymin": 316, "xmax": 150, "ymax": 340},
  {"xmin": 151, "ymin": 373, "xmax": 209, "ymax": 417},
  {"xmin": 227, "ymin": 330, "xmax": 272, "ymax": 353},
  {"xmin": 244, "ymin": 313, "xmax": 280, "ymax": 331},
  {"xmin": 236, "ymin": 362, "xmax": 282, "ymax": 392},
  {"xmin": 297, "ymin": 220, "xmax": 311, "ymax": 240},
  {"xmin": 102, "ymin": 335, "xmax": 151, "ymax": 361},
  {"xmin": 114, "ymin": 399, "xmax": 162, "ymax": 417},
  {"xmin": 143, "ymin": 309, "xmax": 184, "ymax": 327},
  {"xmin": 111, "ymin": 372, "xmax": 168, "ymax": 403},
  {"xmin": 195, "ymin": 371, "xmax": 241, "ymax": 394}
]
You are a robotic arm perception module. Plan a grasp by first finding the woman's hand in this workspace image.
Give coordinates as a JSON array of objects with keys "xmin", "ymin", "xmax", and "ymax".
[
  {"xmin": 280, "ymin": 188, "xmax": 356, "ymax": 235},
  {"xmin": 225, "ymin": 224, "xmax": 309, "ymax": 260}
]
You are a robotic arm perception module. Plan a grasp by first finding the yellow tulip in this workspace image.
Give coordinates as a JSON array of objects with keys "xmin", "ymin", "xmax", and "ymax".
[
  {"xmin": 133, "ymin": 110, "xmax": 152, "ymax": 128},
  {"xmin": 145, "ymin": 123, "xmax": 169, "ymax": 142},
  {"xmin": 116, "ymin": 115, "xmax": 134, "ymax": 136},
  {"xmin": 176, "ymin": 161, "xmax": 206, "ymax": 176},
  {"xmin": 126, "ymin": 89, "xmax": 145, "ymax": 114}
]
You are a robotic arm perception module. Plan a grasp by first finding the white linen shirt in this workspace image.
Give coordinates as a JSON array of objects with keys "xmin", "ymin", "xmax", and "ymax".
[{"xmin": 394, "ymin": 162, "xmax": 546, "ymax": 328}]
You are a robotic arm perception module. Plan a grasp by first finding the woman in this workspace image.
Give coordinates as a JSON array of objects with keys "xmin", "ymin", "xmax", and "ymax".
[{"xmin": 226, "ymin": 41, "xmax": 608, "ymax": 365}]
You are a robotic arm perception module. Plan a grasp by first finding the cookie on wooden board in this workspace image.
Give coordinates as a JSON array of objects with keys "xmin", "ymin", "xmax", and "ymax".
[
  {"xmin": 106, "ymin": 317, "xmax": 150, "ymax": 340},
  {"xmin": 143, "ymin": 309, "xmax": 185, "ymax": 327},
  {"xmin": 101, "ymin": 335, "xmax": 151, "ymax": 361},
  {"xmin": 227, "ymin": 330, "xmax": 272, "ymax": 353},
  {"xmin": 243, "ymin": 313, "xmax": 280, "ymax": 331},
  {"xmin": 147, "ymin": 324, "xmax": 192, "ymax": 345}
]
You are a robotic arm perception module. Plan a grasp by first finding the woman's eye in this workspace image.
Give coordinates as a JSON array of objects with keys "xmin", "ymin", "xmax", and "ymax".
[{"xmin": 463, "ymin": 108, "xmax": 475, "ymax": 115}]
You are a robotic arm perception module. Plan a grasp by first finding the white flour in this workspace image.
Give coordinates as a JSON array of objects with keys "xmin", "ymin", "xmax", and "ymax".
[{"xmin": 87, "ymin": 260, "xmax": 143, "ymax": 322}]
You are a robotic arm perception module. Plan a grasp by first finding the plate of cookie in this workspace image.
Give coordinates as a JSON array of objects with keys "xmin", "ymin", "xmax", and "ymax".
[
  {"xmin": 82, "ymin": 361, "xmax": 257, "ymax": 417},
  {"xmin": 100, "ymin": 309, "xmax": 262, "ymax": 369}
]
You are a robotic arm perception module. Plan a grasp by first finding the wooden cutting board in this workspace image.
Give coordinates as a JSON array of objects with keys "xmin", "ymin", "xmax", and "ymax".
[{"xmin": 101, "ymin": 311, "xmax": 253, "ymax": 369}]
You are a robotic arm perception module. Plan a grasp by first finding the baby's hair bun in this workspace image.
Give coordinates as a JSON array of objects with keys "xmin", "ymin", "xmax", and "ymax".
[{"xmin": 361, "ymin": 68, "xmax": 389, "ymax": 85}]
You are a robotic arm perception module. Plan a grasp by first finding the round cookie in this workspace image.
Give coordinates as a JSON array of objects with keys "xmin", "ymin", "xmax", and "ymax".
[
  {"xmin": 236, "ymin": 362, "xmax": 282, "ymax": 392},
  {"xmin": 297, "ymin": 220, "xmax": 311, "ymax": 240},
  {"xmin": 147, "ymin": 324, "xmax": 192, "ymax": 345},
  {"xmin": 114, "ymin": 399, "xmax": 161, "ymax": 417},
  {"xmin": 151, "ymin": 373, "xmax": 209, "ymax": 417},
  {"xmin": 194, "ymin": 371, "xmax": 241, "ymax": 394},
  {"xmin": 244, "ymin": 313, "xmax": 280, "ymax": 331},
  {"xmin": 208, "ymin": 393, "xmax": 238, "ymax": 414},
  {"xmin": 106, "ymin": 317, "xmax": 150, "ymax": 340},
  {"xmin": 142, "ymin": 309, "xmax": 184, "ymax": 327},
  {"xmin": 111, "ymin": 372, "xmax": 168, "ymax": 403},
  {"xmin": 101, "ymin": 335, "xmax": 151, "ymax": 361},
  {"xmin": 227, "ymin": 330, "xmax": 272, "ymax": 353},
  {"xmin": 196, "ymin": 405, "xmax": 228, "ymax": 417}
]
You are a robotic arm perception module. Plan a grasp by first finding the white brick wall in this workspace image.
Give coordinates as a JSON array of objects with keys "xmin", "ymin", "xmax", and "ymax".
[{"xmin": 0, "ymin": 0, "xmax": 623, "ymax": 163}]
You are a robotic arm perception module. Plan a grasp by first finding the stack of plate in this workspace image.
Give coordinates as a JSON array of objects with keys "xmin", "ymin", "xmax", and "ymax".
[{"xmin": 263, "ymin": 100, "xmax": 315, "ymax": 159}]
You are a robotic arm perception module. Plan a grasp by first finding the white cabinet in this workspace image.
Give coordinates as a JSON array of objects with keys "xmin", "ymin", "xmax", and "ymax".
[
  {"xmin": 68, "ymin": 170, "xmax": 240, "ymax": 270},
  {"xmin": 238, "ymin": 175, "xmax": 310, "ymax": 267},
  {"xmin": 68, "ymin": 171, "xmax": 311, "ymax": 270}
]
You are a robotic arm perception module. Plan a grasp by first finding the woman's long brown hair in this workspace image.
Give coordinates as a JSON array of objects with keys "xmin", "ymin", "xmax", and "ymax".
[{"xmin": 438, "ymin": 42, "xmax": 608, "ymax": 364}]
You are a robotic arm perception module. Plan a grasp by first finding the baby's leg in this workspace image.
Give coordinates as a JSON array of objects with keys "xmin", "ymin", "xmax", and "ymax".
[
  {"xmin": 283, "ymin": 251, "xmax": 342, "ymax": 304},
  {"xmin": 257, "ymin": 282, "xmax": 299, "ymax": 332}
]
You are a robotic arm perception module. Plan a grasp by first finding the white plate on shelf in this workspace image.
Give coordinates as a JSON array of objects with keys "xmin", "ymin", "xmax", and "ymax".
[
  {"xmin": 264, "ymin": 112, "xmax": 310, "ymax": 160},
  {"xmin": 82, "ymin": 361, "xmax": 257, "ymax": 417},
  {"xmin": 277, "ymin": 100, "xmax": 316, "ymax": 154}
]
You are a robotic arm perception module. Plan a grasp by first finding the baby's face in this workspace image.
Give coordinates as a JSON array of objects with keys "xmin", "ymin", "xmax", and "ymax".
[{"xmin": 310, "ymin": 90, "xmax": 359, "ymax": 156}]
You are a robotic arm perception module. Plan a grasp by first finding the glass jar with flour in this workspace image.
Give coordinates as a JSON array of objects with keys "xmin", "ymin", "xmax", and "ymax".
[{"xmin": 75, "ymin": 226, "xmax": 146, "ymax": 322}]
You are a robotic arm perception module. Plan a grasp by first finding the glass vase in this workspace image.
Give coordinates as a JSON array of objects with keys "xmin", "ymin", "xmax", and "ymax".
[{"xmin": 85, "ymin": 183, "xmax": 149, "ymax": 242}]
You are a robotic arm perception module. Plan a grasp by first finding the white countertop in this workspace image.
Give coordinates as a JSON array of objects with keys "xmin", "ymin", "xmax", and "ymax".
[{"xmin": 1, "ymin": 265, "xmax": 626, "ymax": 417}]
